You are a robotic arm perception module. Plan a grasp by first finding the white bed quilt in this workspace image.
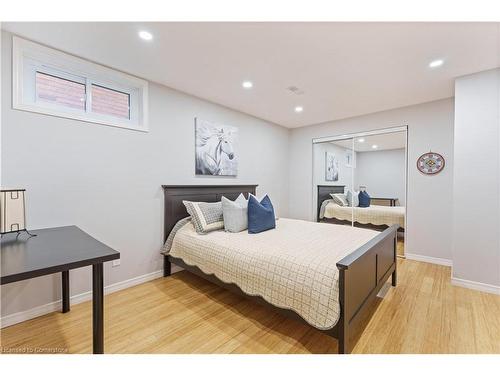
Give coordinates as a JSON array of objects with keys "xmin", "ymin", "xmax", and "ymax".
[
  {"xmin": 323, "ymin": 202, "xmax": 405, "ymax": 228},
  {"xmin": 167, "ymin": 218, "xmax": 378, "ymax": 330}
]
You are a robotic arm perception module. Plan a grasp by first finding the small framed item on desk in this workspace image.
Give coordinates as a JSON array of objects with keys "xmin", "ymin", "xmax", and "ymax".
[{"xmin": 0, "ymin": 188, "xmax": 37, "ymax": 238}]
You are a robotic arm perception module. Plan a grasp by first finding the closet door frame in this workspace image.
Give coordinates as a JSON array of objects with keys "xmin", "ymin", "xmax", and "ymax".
[{"xmin": 312, "ymin": 125, "xmax": 408, "ymax": 256}]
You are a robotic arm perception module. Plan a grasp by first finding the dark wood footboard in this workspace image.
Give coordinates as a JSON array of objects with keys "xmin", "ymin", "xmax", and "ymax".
[
  {"xmin": 335, "ymin": 224, "xmax": 398, "ymax": 353},
  {"xmin": 162, "ymin": 185, "xmax": 398, "ymax": 354}
]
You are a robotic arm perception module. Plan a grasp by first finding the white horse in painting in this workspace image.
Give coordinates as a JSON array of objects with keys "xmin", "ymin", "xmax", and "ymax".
[{"xmin": 195, "ymin": 125, "xmax": 235, "ymax": 175}]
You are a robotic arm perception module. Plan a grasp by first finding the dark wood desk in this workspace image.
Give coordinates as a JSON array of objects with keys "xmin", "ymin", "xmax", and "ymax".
[
  {"xmin": 371, "ymin": 197, "xmax": 399, "ymax": 207},
  {"xmin": 1, "ymin": 226, "xmax": 120, "ymax": 354}
]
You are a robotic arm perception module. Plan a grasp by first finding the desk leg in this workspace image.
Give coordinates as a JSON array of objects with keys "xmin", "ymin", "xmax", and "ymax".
[
  {"xmin": 92, "ymin": 263, "xmax": 104, "ymax": 354},
  {"xmin": 62, "ymin": 271, "xmax": 70, "ymax": 313}
]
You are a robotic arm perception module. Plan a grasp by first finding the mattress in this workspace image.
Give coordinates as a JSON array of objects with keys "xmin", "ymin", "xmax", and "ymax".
[
  {"xmin": 166, "ymin": 218, "xmax": 378, "ymax": 330},
  {"xmin": 322, "ymin": 201, "xmax": 405, "ymax": 228}
]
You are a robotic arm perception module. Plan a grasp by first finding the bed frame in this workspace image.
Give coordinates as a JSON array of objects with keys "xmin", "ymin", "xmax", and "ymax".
[
  {"xmin": 317, "ymin": 185, "xmax": 404, "ymax": 232},
  {"xmin": 162, "ymin": 184, "xmax": 397, "ymax": 354},
  {"xmin": 317, "ymin": 185, "xmax": 346, "ymax": 222}
]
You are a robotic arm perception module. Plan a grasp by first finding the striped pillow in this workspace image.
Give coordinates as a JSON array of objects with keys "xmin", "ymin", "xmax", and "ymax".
[
  {"xmin": 183, "ymin": 201, "xmax": 224, "ymax": 234},
  {"xmin": 330, "ymin": 193, "xmax": 349, "ymax": 207}
]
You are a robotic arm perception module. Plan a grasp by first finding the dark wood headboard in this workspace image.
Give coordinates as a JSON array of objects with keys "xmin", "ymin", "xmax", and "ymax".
[
  {"xmin": 317, "ymin": 185, "xmax": 345, "ymax": 221},
  {"xmin": 162, "ymin": 185, "xmax": 258, "ymax": 242}
]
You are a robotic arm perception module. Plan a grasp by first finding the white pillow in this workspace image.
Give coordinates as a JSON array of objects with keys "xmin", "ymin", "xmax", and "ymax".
[
  {"xmin": 330, "ymin": 193, "xmax": 349, "ymax": 207},
  {"xmin": 346, "ymin": 190, "xmax": 360, "ymax": 207},
  {"xmin": 222, "ymin": 194, "xmax": 248, "ymax": 233}
]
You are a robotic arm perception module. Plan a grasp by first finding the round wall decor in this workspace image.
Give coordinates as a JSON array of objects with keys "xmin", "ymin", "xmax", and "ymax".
[{"xmin": 417, "ymin": 152, "xmax": 445, "ymax": 175}]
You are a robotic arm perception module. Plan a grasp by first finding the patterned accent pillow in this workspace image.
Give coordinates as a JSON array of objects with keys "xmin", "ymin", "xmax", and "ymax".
[
  {"xmin": 183, "ymin": 200, "xmax": 224, "ymax": 234},
  {"xmin": 330, "ymin": 193, "xmax": 349, "ymax": 207}
]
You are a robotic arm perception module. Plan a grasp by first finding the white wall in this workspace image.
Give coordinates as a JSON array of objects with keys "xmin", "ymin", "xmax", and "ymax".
[
  {"xmin": 313, "ymin": 142, "xmax": 353, "ymax": 191},
  {"xmin": 289, "ymin": 98, "xmax": 454, "ymax": 262},
  {"xmin": 453, "ymin": 68, "xmax": 500, "ymax": 290},
  {"xmin": 0, "ymin": 31, "xmax": 290, "ymax": 318},
  {"xmin": 355, "ymin": 149, "xmax": 406, "ymax": 206}
]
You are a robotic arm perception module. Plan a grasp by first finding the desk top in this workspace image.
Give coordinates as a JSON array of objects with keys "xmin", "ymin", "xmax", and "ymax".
[{"xmin": 1, "ymin": 226, "xmax": 120, "ymax": 284}]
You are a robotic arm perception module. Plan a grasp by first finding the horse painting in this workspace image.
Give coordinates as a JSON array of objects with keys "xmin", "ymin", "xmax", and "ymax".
[
  {"xmin": 325, "ymin": 152, "xmax": 339, "ymax": 181},
  {"xmin": 195, "ymin": 119, "xmax": 238, "ymax": 176}
]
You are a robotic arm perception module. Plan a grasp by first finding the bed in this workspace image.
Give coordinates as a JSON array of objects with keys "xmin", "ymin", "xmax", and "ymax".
[
  {"xmin": 317, "ymin": 185, "xmax": 405, "ymax": 231},
  {"xmin": 162, "ymin": 185, "xmax": 398, "ymax": 354}
]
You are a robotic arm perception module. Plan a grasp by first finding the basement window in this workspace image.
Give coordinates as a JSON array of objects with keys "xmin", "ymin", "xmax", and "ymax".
[
  {"xmin": 91, "ymin": 84, "xmax": 130, "ymax": 120},
  {"xmin": 36, "ymin": 71, "xmax": 87, "ymax": 111},
  {"xmin": 13, "ymin": 36, "xmax": 148, "ymax": 132}
]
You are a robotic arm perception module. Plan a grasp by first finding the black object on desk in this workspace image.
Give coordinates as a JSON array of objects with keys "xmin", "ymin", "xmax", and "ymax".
[{"xmin": 1, "ymin": 226, "xmax": 120, "ymax": 354}]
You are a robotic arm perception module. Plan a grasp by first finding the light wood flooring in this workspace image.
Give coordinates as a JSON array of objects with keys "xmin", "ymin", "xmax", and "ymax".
[
  {"xmin": 1, "ymin": 257, "xmax": 499, "ymax": 354},
  {"xmin": 397, "ymin": 238, "xmax": 404, "ymax": 256}
]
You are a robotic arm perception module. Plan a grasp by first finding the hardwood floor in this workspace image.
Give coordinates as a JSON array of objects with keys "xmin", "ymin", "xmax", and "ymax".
[
  {"xmin": 397, "ymin": 238, "xmax": 404, "ymax": 256},
  {"xmin": 1, "ymin": 258, "xmax": 499, "ymax": 354}
]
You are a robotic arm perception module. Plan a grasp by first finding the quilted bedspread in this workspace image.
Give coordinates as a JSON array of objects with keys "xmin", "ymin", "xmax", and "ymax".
[{"xmin": 165, "ymin": 218, "xmax": 378, "ymax": 329}]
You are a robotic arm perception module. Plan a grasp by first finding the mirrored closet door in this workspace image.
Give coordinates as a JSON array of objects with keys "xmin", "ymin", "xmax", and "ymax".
[{"xmin": 313, "ymin": 127, "xmax": 407, "ymax": 257}]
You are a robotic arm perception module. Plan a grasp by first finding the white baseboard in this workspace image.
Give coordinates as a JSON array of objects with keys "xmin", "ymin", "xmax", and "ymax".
[
  {"xmin": 405, "ymin": 253, "xmax": 452, "ymax": 267},
  {"xmin": 0, "ymin": 269, "xmax": 165, "ymax": 328},
  {"xmin": 451, "ymin": 277, "xmax": 500, "ymax": 295}
]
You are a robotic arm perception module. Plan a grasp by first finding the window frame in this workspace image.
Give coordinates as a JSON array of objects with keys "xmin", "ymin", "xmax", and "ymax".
[{"xmin": 13, "ymin": 36, "xmax": 149, "ymax": 132}]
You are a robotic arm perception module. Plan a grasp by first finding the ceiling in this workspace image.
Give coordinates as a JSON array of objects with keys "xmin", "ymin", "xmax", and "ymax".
[
  {"xmin": 333, "ymin": 131, "xmax": 406, "ymax": 152},
  {"xmin": 2, "ymin": 22, "xmax": 499, "ymax": 128}
]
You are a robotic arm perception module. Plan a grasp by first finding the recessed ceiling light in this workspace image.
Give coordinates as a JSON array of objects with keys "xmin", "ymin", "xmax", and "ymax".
[
  {"xmin": 294, "ymin": 106, "xmax": 304, "ymax": 113},
  {"xmin": 138, "ymin": 31, "xmax": 153, "ymax": 41},
  {"xmin": 429, "ymin": 59, "xmax": 444, "ymax": 68},
  {"xmin": 358, "ymin": 138, "xmax": 365, "ymax": 143},
  {"xmin": 372, "ymin": 144, "xmax": 378, "ymax": 149},
  {"xmin": 242, "ymin": 81, "xmax": 253, "ymax": 89}
]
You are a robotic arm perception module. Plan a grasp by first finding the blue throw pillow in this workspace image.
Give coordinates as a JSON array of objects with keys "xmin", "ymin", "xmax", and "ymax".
[
  {"xmin": 359, "ymin": 191, "xmax": 371, "ymax": 208},
  {"xmin": 248, "ymin": 195, "xmax": 276, "ymax": 234}
]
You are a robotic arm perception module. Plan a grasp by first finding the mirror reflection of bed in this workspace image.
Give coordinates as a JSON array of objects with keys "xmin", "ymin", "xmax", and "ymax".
[{"xmin": 313, "ymin": 129, "xmax": 407, "ymax": 257}]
